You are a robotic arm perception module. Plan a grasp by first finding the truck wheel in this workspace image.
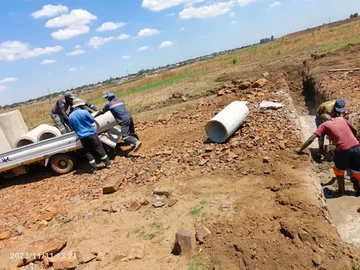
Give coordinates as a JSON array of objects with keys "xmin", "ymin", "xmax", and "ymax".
[{"xmin": 51, "ymin": 154, "xmax": 75, "ymax": 174}]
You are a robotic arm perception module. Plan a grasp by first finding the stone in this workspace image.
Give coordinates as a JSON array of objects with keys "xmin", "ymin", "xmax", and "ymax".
[
  {"xmin": 172, "ymin": 229, "xmax": 194, "ymax": 255},
  {"xmin": 83, "ymin": 213, "xmax": 93, "ymax": 220},
  {"xmin": 96, "ymin": 251, "xmax": 107, "ymax": 261},
  {"xmin": 262, "ymin": 72, "xmax": 270, "ymax": 77},
  {"xmin": 195, "ymin": 226, "xmax": 211, "ymax": 243},
  {"xmin": 154, "ymin": 187, "xmax": 171, "ymax": 197},
  {"xmin": 217, "ymin": 89, "xmax": 225, "ymax": 96},
  {"xmin": 14, "ymin": 225, "xmax": 25, "ymax": 235},
  {"xmin": 312, "ymin": 253, "xmax": 322, "ymax": 266},
  {"xmin": 153, "ymin": 200, "xmax": 165, "ymax": 208},
  {"xmin": 264, "ymin": 170, "xmax": 271, "ymax": 175},
  {"xmin": 263, "ymin": 157, "xmax": 270, "ymax": 163},
  {"xmin": 221, "ymin": 201, "xmax": 233, "ymax": 212},
  {"xmin": 298, "ymin": 229, "xmax": 315, "ymax": 244},
  {"xmin": 128, "ymin": 201, "xmax": 142, "ymax": 211},
  {"xmin": 163, "ymin": 150, "xmax": 173, "ymax": 155},
  {"xmin": 238, "ymin": 81, "xmax": 251, "ymax": 90},
  {"xmin": 102, "ymin": 176, "xmax": 124, "ymax": 194},
  {"xmin": 17, "ymin": 237, "xmax": 67, "ymax": 267},
  {"xmin": 126, "ymin": 243, "xmax": 145, "ymax": 260},
  {"xmin": 0, "ymin": 230, "xmax": 12, "ymax": 240},
  {"xmin": 181, "ymin": 95, "xmax": 187, "ymax": 102},
  {"xmin": 49, "ymin": 254, "xmax": 79, "ymax": 270},
  {"xmin": 76, "ymin": 251, "xmax": 96, "ymax": 264},
  {"xmin": 140, "ymin": 200, "xmax": 150, "ymax": 206},
  {"xmin": 199, "ymin": 159, "xmax": 208, "ymax": 166},
  {"xmin": 168, "ymin": 199, "xmax": 179, "ymax": 207},
  {"xmin": 102, "ymin": 205, "xmax": 117, "ymax": 213},
  {"xmin": 56, "ymin": 213, "xmax": 74, "ymax": 223},
  {"xmin": 75, "ymin": 265, "xmax": 90, "ymax": 270},
  {"xmin": 252, "ymin": 78, "xmax": 268, "ymax": 88}
]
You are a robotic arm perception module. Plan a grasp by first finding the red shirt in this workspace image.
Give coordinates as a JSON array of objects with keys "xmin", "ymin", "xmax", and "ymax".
[{"xmin": 314, "ymin": 117, "xmax": 359, "ymax": 151}]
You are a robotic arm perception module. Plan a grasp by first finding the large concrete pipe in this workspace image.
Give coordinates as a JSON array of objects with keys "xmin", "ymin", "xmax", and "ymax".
[
  {"xmin": 205, "ymin": 101, "xmax": 249, "ymax": 143},
  {"xmin": 15, "ymin": 124, "xmax": 61, "ymax": 148},
  {"xmin": 0, "ymin": 110, "xmax": 28, "ymax": 148},
  {"xmin": 0, "ymin": 128, "xmax": 12, "ymax": 153},
  {"xmin": 92, "ymin": 111, "xmax": 117, "ymax": 134}
]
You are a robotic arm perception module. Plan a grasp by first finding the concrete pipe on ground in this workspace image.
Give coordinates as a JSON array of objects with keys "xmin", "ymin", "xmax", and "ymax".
[
  {"xmin": 92, "ymin": 111, "xmax": 117, "ymax": 134},
  {"xmin": 0, "ymin": 110, "xmax": 28, "ymax": 149},
  {"xmin": 15, "ymin": 124, "xmax": 61, "ymax": 148},
  {"xmin": 205, "ymin": 101, "xmax": 249, "ymax": 143}
]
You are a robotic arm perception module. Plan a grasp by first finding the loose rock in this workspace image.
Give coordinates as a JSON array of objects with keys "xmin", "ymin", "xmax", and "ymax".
[
  {"xmin": 263, "ymin": 157, "xmax": 270, "ymax": 163},
  {"xmin": 167, "ymin": 198, "xmax": 179, "ymax": 207},
  {"xmin": 0, "ymin": 230, "xmax": 12, "ymax": 240},
  {"xmin": 195, "ymin": 226, "xmax": 211, "ymax": 243},
  {"xmin": 172, "ymin": 229, "xmax": 194, "ymax": 255},
  {"xmin": 252, "ymin": 78, "xmax": 268, "ymax": 88},
  {"xmin": 128, "ymin": 201, "xmax": 142, "ymax": 211},
  {"xmin": 76, "ymin": 251, "xmax": 96, "ymax": 264},
  {"xmin": 221, "ymin": 201, "xmax": 233, "ymax": 212},
  {"xmin": 126, "ymin": 243, "xmax": 145, "ymax": 260},
  {"xmin": 102, "ymin": 176, "xmax": 123, "ymax": 194},
  {"xmin": 153, "ymin": 187, "xmax": 171, "ymax": 197}
]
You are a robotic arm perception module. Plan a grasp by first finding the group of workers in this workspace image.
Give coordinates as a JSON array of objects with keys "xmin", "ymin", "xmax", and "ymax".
[
  {"xmin": 296, "ymin": 98, "xmax": 360, "ymax": 196},
  {"xmin": 51, "ymin": 91, "xmax": 141, "ymax": 174}
]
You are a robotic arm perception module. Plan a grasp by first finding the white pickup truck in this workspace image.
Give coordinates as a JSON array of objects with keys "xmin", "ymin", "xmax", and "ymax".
[{"xmin": 0, "ymin": 112, "xmax": 122, "ymax": 178}]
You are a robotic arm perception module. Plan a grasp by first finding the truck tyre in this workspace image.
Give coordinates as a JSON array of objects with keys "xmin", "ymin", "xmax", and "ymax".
[{"xmin": 51, "ymin": 154, "xmax": 75, "ymax": 174}]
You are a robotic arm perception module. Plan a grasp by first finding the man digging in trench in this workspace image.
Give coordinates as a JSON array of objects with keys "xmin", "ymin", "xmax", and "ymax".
[{"xmin": 295, "ymin": 113, "xmax": 360, "ymax": 196}]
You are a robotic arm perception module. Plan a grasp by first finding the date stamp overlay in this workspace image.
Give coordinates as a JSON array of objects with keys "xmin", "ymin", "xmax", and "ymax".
[{"xmin": 11, "ymin": 252, "xmax": 77, "ymax": 260}]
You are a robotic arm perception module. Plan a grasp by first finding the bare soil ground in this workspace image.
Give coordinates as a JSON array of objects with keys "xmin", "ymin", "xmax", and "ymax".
[{"xmin": 2, "ymin": 26, "xmax": 360, "ymax": 270}]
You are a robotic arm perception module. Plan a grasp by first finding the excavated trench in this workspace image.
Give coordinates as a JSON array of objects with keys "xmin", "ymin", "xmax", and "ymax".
[{"xmin": 291, "ymin": 65, "xmax": 360, "ymax": 248}]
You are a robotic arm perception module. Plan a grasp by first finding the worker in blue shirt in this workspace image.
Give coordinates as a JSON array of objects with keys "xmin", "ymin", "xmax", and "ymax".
[
  {"xmin": 69, "ymin": 98, "xmax": 112, "ymax": 174},
  {"xmin": 94, "ymin": 91, "xmax": 141, "ymax": 152}
]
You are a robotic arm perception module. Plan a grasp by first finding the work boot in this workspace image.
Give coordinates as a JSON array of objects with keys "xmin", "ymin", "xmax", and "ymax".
[
  {"xmin": 351, "ymin": 177, "xmax": 360, "ymax": 197},
  {"xmin": 90, "ymin": 167, "xmax": 97, "ymax": 174},
  {"xmin": 336, "ymin": 176, "xmax": 345, "ymax": 196},
  {"xmin": 105, "ymin": 160, "xmax": 113, "ymax": 168},
  {"xmin": 133, "ymin": 140, "xmax": 142, "ymax": 152}
]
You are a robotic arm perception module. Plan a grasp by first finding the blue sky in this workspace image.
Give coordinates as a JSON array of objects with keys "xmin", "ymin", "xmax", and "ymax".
[{"xmin": 0, "ymin": 0, "xmax": 359, "ymax": 106}]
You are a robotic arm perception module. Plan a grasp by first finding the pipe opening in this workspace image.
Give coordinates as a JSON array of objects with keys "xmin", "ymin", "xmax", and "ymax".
[
  {"xmin": 38, "ymin": 132, "xmax": 57, "ymax": 141},
  {"xmin": 206, "ymin": 120, "xmax": 228, "ymax": 143},
  {"xmin": 16, "ymin": 139, "xmax": 35, "ymax": 148}
]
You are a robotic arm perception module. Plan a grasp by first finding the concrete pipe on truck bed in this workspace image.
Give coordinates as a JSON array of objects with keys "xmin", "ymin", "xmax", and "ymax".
[
  {"xmin": 15, "ymin": 124, "xmax": 61, "ymax": 148},
  {"xmin": 92, "ymin": 111, "xmax": 117, "ymax": 134},
  {"xmin": 0, "ymin": 110, "xmax": 28, "ymax": 149},
  {"xmin": 205, "ymin": 101, "xmax": 249, "ymax": 143}
]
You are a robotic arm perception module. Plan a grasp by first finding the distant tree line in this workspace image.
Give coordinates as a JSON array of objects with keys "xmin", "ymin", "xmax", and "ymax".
[
  {"xmin": 260, "ymin": 35, "xmax": 275, "ymax": 44},
  {"xmin": 350, "ymin": 13, "xmax": 358, "ymax": 18}
]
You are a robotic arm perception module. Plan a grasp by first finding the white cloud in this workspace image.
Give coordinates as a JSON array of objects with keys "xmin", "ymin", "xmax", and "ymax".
[
  {"xmin": 159, "ymin": 41, "xmax": 173, "ymax": 48},
  {"xmin": 230, "ymin": 20, "xmax": 237, "ymax": 24},
  {"xmin": 0, "ymin": 77, "xmax": 18, "ymax": 84},
  {"xmin": 229, "ymin": 12, "xmax": 235, "ymax": 17},
  {"xmin": 96, "ymin": 22, "xmax": 126, "ymax": 32},
  {"xmin": 31, "ymin": 4, "xmax": 68, "ymax": 19},
  {"xmin": 165, "ymin": 13, "xmax": 175, "ymax": 17},
  {"xmin": 88, "ymin": 36, "xmax": 114, "ymax": 49},
  {"xmin": 0, "ymin": 41, "xmax": 63, "ymax": 61},
  {"xmin": 137, "ymin": 46, "xmax": 149, "ymax": 52},
  {"xmin": 269, "ymin": 1, "xmax": 281, "ymax": 7},
  {"xmin": 40, "ymin": 59, "xmax": 57, "ymax": 65},
  {"xmin": 138, "ymin": 28, "xmax": 160, "ymax": 37},
  {"xmin": 122, "ymin": 55, "xmax": 130, "ymax": 59},
  {"xmin": 0, "ymin": 85, "xmax": 6, "ymax": 92},
  {"xmin": 117, "ymin": 34, "xmax": 130, "ymax": 40},
  {"xmin": 180, "ymin": 2, "xmax": 233, "ymax": 19},
  {"xmin": 179, "ymin": 27, "xmax": 185, "ymax": 31},
  {"xmin": 88, "ymin": 34, "xmax": 130, "ymax": 48},
  {"xmin": 45, "ymin": 9, "xmax": 97, "ymax": 40},
  {"xmin": 75, "ymin": 45, "xmax": 82, "ymax": 49},
  {"xmin": 142, "ymin": 0, "xmax": 205, "ymax": 11},
  {"xmin": 66, "ymin": 49, "xmax": 86, "ymax": 56},
  {"xmin": 68, "ymin": 66, "xmax": 84, "ymax": 72},
  {"xmin": 237, "ymin": 0, "xmax": 257, "ymax": 7}
]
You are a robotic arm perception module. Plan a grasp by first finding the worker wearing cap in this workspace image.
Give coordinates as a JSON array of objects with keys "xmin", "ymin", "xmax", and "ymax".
[
  {"xmin": 315, "ymin": 99, "xmax": 346, "ymax": 156},
  {"xmin": 95, "ymin": 91, "xmax": 142, "ymax": 152},
  {"xmin": 69, "ymin": 98, "xmax": 112, "ymax": 174},
  {"xmin": 296, "ymin": 113, "xmax": 360, "ymax": 196},
  {"xmin": 51, "ymin": 91, "xmax": 74, "ymax": 134}
]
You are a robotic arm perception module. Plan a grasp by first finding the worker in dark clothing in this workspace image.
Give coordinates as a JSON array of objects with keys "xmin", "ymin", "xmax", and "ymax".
[
  {"xmin": 51, "ymin": 91, "xmax": 74, "ymax": 134},
  {"xmin": 69, "ymin": 98, "xmax": 112, "ymax": 174},
  {"xmin": 51, "ymin": 91, "xmax": 98, "ymax": 134},
  {"xmin": 94, "ymin": 91, "xmax": 141, "ymax": 152}
]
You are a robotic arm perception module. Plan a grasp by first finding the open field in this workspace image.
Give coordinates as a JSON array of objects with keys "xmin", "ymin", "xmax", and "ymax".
[{"xmin": 2, "ymin": 18, "xmax": 360, "ymax": 270}]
